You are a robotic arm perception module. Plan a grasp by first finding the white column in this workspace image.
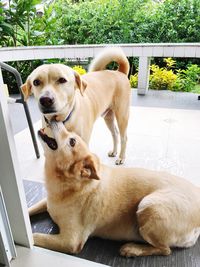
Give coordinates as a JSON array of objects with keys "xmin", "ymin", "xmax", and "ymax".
[
  {"xmin": 137, "ymin": 56, "xmax": 151, "ymax": 95},
  {"xmin": 0, "ymin": 186, "xmax": 16, "ymax": 265},
  {"xmin": 0, "ymin": 67, "xmax": 33, "ymax": 247}
]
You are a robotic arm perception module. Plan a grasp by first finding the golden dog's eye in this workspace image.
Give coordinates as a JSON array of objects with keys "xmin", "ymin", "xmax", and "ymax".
[
  {"xmin": 33, "ymin": 79, "xmax": 41, "ymax": 86},
  {"xmin": 69, "ymin": 138, "xmax": 76, "ymax": 147},
  {"xmin": 58, "ymin": 77, "xmax": 67, "ymax": 84}
]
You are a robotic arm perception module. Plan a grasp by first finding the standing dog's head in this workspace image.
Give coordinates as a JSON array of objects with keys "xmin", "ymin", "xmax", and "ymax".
[
  {"xmin": 21, "ymin": 64, "xmax": 87, "ymax": 118},
  {"xmin": 38, "ymin": 121, "xmax": 100, "ymax": 181}
]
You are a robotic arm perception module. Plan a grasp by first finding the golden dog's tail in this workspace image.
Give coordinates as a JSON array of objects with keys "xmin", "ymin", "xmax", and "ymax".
[{"xmin": 88, "ymin": 47, "xmax": 129, "ymax": 76}]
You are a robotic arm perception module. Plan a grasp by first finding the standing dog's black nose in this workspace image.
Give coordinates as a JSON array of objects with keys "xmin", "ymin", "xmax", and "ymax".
[{"xmin": 39, "ymin": 96, "xmax": 54, "ymax": 108}]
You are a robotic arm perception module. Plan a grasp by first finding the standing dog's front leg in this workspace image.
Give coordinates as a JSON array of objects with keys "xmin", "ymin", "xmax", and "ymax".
[
  {"xmin": 28, "ymin": 198, "xmax": 47, "ymax": 216},
  {"xmin": 33, "ymin": 232, "xmax": 87, "ymax": 254}
]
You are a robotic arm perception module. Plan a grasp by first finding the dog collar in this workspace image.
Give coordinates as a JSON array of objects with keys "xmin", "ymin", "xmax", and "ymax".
[
  {"xmin": 62, "ymin": 104, "xmax": 75, "ymax": 124},
  {"xmin": 44, "ymin": 104, "xmax": 75, "ymax": 125}
]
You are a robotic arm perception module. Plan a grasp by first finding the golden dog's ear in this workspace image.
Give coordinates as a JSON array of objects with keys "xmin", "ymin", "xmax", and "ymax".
[
  {"xmin": 81, "ymin": 155, "xmax": 100, "ymax": 180},
  {"xmin": 21, "ymin": 79, "xmax": 32, "ymax": 101},
  {"xmin": 74, "ymin": 71, "xmax": 87, "ymax": 96}
]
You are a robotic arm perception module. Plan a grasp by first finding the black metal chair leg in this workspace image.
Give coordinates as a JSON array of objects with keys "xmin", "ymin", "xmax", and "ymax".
[
  {"xmin": 23, "ymin": 101, "xmax": 40, "ymax": 158},
  {"xmin": 0, "ymin": 62, "xmax": 40, "ymax": 159}
]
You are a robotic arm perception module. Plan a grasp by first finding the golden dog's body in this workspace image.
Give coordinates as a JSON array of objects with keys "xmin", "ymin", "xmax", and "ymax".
[
  {"xmin": 22, "ymin": 47, "xmax": 131, "ymax": 164},
  {"xmin": 30, "ymin": 122, "xmax": 200, "ymax": 257}
]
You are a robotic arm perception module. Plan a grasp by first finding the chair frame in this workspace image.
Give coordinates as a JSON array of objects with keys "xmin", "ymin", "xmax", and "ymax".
[{"xmin": 0, "ymin": 62, "xmax": 40, "ymax": 159}]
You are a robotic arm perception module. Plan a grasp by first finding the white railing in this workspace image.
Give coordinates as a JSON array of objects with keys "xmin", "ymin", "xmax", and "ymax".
[{"xmin": 0, "ymin": 43, "xmax": 200, "ymax": 94}]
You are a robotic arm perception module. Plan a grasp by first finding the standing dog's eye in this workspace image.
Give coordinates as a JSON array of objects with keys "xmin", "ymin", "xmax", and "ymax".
[
  {"xmin": 33, "ymin": 79, "xmax": 41, "ymax": 86},
  {"xmin": 69, "ymin": 138, "xmax": 76, "ymax": 147},
  {"xmin": 57, "ymin": 77, "xmax": 67, "ymax": 84}
]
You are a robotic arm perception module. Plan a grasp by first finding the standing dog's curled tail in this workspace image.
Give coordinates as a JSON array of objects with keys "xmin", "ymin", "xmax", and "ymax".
[{"xmin": 88, "ymin": 47, "xmax": 129, "ymax": 76}]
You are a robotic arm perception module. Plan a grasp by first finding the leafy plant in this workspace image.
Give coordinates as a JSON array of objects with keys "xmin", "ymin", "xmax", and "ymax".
[
  {"xmin": 0, "ymin": 2, "xmax": 14, "ymax": 46},
  {"xmin": 130, "ymin": 74, "xmax": 138, "ymax": 88},
  {"xmin": 150, "ymin": 64, "xmax": 177, "ymax": 90},
  {"xmin": 149, "ymin": 59, "xmax": 200, "ymax": 92},
  {"xmin": 164, "ymin": 58, "xmax": 176, "ymax": 69},
  {"xmin": 174, "ymin": 64, "xmax": 200, "ymax": 92},
  {"xmin": 2, "ymin": 0, "xmax": 42, "ymax": 47},
  {"xmin": 30, "ymin": 2, "xmax": 61, "ymax": 45}
]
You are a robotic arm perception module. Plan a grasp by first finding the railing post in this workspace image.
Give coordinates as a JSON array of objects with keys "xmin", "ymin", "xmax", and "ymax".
[{"xmin": 137, "ymin": 56, "xmax": 151, "ymax": 95}]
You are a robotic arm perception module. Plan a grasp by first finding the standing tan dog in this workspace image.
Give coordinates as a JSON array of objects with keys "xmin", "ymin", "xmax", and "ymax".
[
  {"xmin": 21, "ymin": 47, "xmax": 131, "ymax": 164},
  {"xmin": 29, "ymin": 121, "xmax": 200, "ymax": 257}
]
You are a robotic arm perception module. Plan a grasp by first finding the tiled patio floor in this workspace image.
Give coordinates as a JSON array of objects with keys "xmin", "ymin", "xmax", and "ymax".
[{"xmin": 12, "ymin": 89, "xmax": 200, "ymax": 186}]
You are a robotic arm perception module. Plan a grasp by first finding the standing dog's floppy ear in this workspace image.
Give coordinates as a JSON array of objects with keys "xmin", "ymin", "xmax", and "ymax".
[
  {"xmin": 81, "ymin": 155, "xmax": 100, "ymax": 180},
  {"xmin": 74, "ymin": 71, "xmax": 87, "ymax": 96},
  {"xmin": 21, "ymin": 79, "xmax": 32, "ymax": 101}
]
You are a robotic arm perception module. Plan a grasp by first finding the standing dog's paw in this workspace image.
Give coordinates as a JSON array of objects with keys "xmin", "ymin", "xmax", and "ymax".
[
  {"xmin": 108, "ymin": 151, "xmax": 117, "ymax": 157},
  {"xmin": 115, "ymin": 158, "xmax": 124, "ymax": 165}
]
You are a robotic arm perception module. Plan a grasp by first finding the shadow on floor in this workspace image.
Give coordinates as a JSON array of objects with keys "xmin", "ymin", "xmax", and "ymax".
[
  {"xmin": 10, "ymin": 90, "xmax": 200, "ymax": 134},
  {"xmin": 132, "ymin": 89, "xmax": 200, "ymax": 110}
]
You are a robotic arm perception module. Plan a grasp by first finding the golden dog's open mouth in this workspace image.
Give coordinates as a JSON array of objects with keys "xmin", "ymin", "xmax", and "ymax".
[{"xmin": 38, "ymin": 129, "xmax": 58, "ymax": 150}]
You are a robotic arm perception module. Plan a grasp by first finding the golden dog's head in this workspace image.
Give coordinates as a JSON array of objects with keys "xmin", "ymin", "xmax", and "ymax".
[
  {"xmin": 38, "ymin": 121, "xmax": 100, "ymax": 181},
  {"xmin": 21, "ymin": 64, "xmax": 87, "ymax": 118}
]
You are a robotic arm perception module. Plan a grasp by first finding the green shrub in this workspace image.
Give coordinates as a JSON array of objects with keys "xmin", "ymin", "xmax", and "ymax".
[
  {"xmin": 131, "ymin": 58, "xmax": 200, "ymax": 92},
  {"xmin": 174, "ymin": 64, "xmax": 200, "ymax": 92},
  {"xmin": 149, "ymin": 58, "xmax": 200, "ymax": 92},
  {"xmin": 149, "ymin": 61, "xmax": 178, "ymax": 90}
]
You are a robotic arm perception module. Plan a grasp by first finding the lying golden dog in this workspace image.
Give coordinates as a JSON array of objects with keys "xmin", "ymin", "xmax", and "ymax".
[
  {"xmin": 21, "ymin": 47, "xmax": 131, "ymax": 164},
  {"xmin": 29, "ymin": 121, "xmax": 200, "ymax": 257}
]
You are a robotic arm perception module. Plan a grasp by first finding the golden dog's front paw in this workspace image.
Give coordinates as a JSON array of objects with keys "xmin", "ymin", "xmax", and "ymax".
[
  {"xmin": 120, "ymin": 243, "xmax": 171, "ymax": 257},
  {"xmin": 33, "ymin": 233, "xmax": 44, "ymax": 246},
  {"xmin": 120, "ymin": 243, "xmax": 141, "ymax": 257}
]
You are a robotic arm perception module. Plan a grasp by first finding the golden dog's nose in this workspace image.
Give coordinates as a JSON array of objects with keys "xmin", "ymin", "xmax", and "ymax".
[{"xmin": 40, "ymin": 96, "xmax": 54, "ymax": 108}]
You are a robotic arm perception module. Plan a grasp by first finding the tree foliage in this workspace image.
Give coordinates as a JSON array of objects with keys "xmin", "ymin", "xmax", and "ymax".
[
  {"xmin": 1, "ymin": 0, "xmax": 200, "ymax": 47},
  {"xmin": 54, "ymin": 0, "xmax": 200, "ymax": 44},
  {"xmin": 1, "ymin": 0, "xmax": 42, "ymax": 46}
]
